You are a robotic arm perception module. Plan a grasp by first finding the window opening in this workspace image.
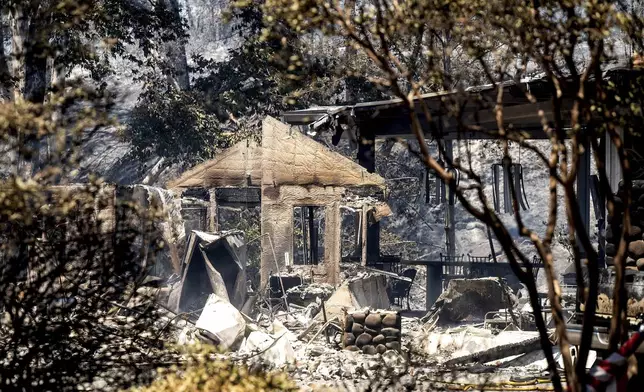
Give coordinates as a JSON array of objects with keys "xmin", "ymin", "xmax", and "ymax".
[
  {"xmin": 293, "ymin": 206, "xmax": 325, "ymax": 265},
  {"xmin": 340, "ymin": 207, "xmax": 360, "ymax": 262}
]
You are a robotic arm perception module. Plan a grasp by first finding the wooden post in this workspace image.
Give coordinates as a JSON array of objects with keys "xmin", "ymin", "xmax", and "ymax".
[
  {"xmin": 322, "ymin": 300, "xmax": 330, "ymax": 343},
  {"xmin": 426, "ymin": 264, "xmax": 443, "ymax": 311},
  {"xmin": 493, "ymin": 165, "xmax": 500, "ymax": 212},
  {"xmin": 361, "ymin": 204, "xmax": 368, "ymax": 266},
  {"xmin": 577, "ymin": 137, "xmax": 591, "ymax": 258},
  {"xmin": 354, "ymin": 210, "xmax": 362, "ymax": 256},
  {"xmin": 308, "ymin": 206, "xmax": 317, "ymax": 264},
  {"xmin": 208, "ymin": 188, "xmax": 218, "ymax": 232},
  {"xmin": 444, "ymin": 141, "xmax": 456, "ymax": 260},
  {"xmin": 300, "ymin": 207, "xmax": 308, "ymax": 265}
]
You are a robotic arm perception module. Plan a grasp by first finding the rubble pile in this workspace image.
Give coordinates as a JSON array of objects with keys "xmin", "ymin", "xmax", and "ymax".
[
  {"xmin": 290, "ymin": 346, "xmax": 411, "ymax": 390},
  {"xmin": 136, "ymin": 224, "xmax": 578, "ymax": 391},
  {"xmin": 195, "ymin": 294, "xmax": 246, "ymax": 350},
  {"xmin": 343, "ymin": 310, "xmax": 402, "ymax": 354},
  {"xmin": 143, "ymin": 270, "xmax": 595, "ymax": 391},
  {"xmin": 414, "ymin": 323, "xmax": 598, "ymax": 372},
  {"xmin": 420, "ymin": 326, "xmax": 541, "ymax": 365},
  {"xmin": 424, "ymin": 277, "xmax": 515, "ymax": 325},
  {"xmin": 286, "ymin": 283, "xmax": 334, "ymax": 306}
]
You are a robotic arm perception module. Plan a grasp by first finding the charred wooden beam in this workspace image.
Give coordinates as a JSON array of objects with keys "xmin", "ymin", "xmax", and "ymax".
[
  {"xmin": 214, "ymin": 187, "xmax": 261, "ymax": 207},
  {"xmin": 308, "ymin": 206, "xmax": 318, "ymax": 265},
  {"xmin": 443, "ymin": 336, "xmax": 542, "ymax": 367},
  {"xmin": 181, "ymin": 187, "xmax": 210, "ymax": 200}
]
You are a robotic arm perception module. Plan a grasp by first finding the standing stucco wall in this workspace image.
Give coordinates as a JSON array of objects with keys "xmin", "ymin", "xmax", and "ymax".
[
  {"xmin": 260, "ymin": 116, "xmax": 384, "ymax": 188},
  {"xmin": 260, "ymin": 185, "xmax": 343, "ymax": 286},
  {"xmin": 258, "ymin": 117, "xmax": 385, "ymax": 288},
  {"xmin": 260, "ymin": 194, "xmax": 294, "ymax": 284},
  {"xmin": 324, "ymin": 201, "xmax": 341, "ymax": 285}
]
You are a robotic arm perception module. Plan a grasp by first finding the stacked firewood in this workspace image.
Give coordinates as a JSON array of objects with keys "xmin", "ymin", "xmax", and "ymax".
[{"xmin": 342, "ymin": 310, "xmax": 402, "ymax": 354}]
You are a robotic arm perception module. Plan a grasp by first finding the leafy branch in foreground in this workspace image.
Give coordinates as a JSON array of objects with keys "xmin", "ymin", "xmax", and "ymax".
[
  {"xmin": 128, "ymin": 344, "xmax": 297, "ymax": 392},
  {"xmin": 0, "ymin": 89, "xmax": 176, "ymax": 391}
]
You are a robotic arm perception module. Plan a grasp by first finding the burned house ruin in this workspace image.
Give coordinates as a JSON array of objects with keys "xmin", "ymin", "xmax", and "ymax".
[{"xmin": 169, "ymin": 116, "xmax": 389, "ymax": 286}]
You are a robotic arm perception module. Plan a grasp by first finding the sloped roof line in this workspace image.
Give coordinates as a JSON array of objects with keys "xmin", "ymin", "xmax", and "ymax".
[{"xmin": 169, "ymin": 116, "xmax": 386, "ymax": 189}]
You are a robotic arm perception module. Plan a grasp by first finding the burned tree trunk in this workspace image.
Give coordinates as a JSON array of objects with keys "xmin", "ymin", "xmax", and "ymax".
[
  {"xmin": 9, "ymin": 4, "xmax": 50, "ymax": 175},
  {"xmin": 10, "ymin": 6, "xmax": 28, "ymax": 101},
  {"xmin": 162, "ymin": 0, "xmax": 189, "ymax": 90},
  {"xmin": 343, "ymin": 0, "xmax": 356, "ymax": 103},
  {"xmin": 0, "ymin": 15, "xmax": 11, "ymax": 101},
  {"xmin": 24, "ymin": 19, "xmax": 47, "ymax": 104}
]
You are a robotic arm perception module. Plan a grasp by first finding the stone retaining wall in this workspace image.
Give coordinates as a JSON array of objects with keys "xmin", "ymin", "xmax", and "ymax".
[
  {"xmin": 343, "ymin": 310, "xmax": 402, "ymax": 354},
  {"xmin": 605, "ymin": 180, "xmax": 644, "ymax": 271}
]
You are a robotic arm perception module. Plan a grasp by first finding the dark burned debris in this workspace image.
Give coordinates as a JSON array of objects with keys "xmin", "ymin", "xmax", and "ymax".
[{"xmin": 167, "ymin": 230, "xmax": 247, "ymax": 314}]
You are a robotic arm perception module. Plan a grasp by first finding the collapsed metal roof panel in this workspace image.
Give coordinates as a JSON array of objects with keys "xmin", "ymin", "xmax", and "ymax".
[{"xmin": 168, "ymin": 230, "xmax": 248, "ymax": 314}]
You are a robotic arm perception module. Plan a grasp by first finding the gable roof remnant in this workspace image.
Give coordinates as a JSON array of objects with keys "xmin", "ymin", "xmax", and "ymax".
[
  {"xmin": 261, "ymin": 116, "xmax": 384, "ymax": 188},
  {"xmin": 169, "ymin": 116, "xmax": 386, "ymax": 190},
  {"xmin": 169, "ymin": 139, "xmax": 262, "ymax": 189}
]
